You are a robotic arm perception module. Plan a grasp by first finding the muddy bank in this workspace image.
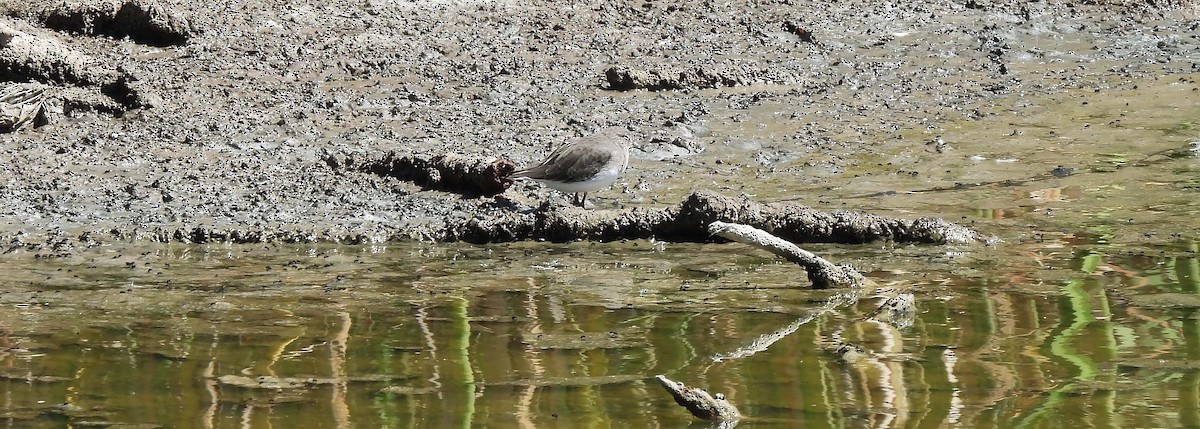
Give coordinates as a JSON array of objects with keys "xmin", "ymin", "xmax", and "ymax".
[{"xmin": 0, "ymin": 0, "xmax": 1196, "ymax": 253}]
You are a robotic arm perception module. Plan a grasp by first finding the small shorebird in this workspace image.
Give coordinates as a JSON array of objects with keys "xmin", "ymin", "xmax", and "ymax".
[{"xmin": 511, "ymin": 127, "xmax": 632, "ymax": 207}]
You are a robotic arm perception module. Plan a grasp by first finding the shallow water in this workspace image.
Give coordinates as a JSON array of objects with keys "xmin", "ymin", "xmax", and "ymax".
[
  {"xmin": 3, "ymin": 76, "xmax": 1200, "ymax": 427},
  {"xmin": 3, "ymin": 239, "xmax": 1200, "ymax": 428}
]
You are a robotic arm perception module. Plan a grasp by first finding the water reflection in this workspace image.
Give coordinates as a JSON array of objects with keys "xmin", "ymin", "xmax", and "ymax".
[{"xmin": 0, "ymin": 240, "xmax": 1196, "ymax": 427}]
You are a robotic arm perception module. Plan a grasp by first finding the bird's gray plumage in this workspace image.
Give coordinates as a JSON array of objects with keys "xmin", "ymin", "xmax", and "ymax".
[
  {"xmin": 511, "ymin": 127, "xmax": 630, "ymax": 183},
  {"xmin": 510, "ymin": 127, "xmax": 632, "ymax": 207}
]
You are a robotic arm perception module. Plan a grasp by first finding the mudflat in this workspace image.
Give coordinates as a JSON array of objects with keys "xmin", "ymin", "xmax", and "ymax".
[{"xmin": 0, "ymin": 0, "xmax": 1196, "ymax": 253}]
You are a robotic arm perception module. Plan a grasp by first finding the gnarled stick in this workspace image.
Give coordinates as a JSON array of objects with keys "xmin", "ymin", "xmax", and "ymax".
[
  {"xmin": 0, "ymin": 83, "xmax": 51, "ymax": 132},
  {"xmin": 708, "ymin": 221, "xmax": 872, "ymax": 289},
  {"xmin": 655, "ymin": 375, "xmax": 741, "ymax": 423}
]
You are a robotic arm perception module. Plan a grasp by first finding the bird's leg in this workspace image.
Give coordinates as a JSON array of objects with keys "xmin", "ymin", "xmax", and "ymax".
[{"xmin": 575, "ymin": 193, "xmax": 589, "ymax": 207}]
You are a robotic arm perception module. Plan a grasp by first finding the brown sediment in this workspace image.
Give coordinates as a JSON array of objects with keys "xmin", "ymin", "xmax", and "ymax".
[
  {"xmin": 5, "ymin": 0, "xmax": 194, "ymax": 46},
  {"xmin": 0, "ymin": 0, "xmax": 1190, "ymax": 254},
  {"xmin": 325, "ymin": 151, "xmax": 516, "ymax": 197},
  {"xmin": 444, "ymin": 188, "xmax": 996, "ymax": 245},
  {"xmin": 0, "ymin": 18, "xmax": 152, "ymax": 111}
]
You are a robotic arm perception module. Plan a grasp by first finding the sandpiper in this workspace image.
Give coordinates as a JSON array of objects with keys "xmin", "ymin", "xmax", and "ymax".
[{"xmin": 511, "ymin": 127, "xmax": 632, "ymax": 207}]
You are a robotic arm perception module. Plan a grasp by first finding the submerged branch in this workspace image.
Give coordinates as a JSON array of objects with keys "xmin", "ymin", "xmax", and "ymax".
[
  {"xmin": 865, "ymin": 290, "xmax": 916, "ymax": 328},
  {"xmin": 655, "ymin": 375, "xmax": 742, "ymax": 424}
]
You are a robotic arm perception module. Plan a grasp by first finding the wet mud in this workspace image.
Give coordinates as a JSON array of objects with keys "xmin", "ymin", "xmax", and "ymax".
[{"xmin": 0, "ymin": 0, "xmax": 1195, "ymax": 252}]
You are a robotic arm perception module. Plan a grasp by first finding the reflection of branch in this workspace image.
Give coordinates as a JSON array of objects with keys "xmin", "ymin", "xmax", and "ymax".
[
  {"xmin": 240, "ymin": 404, "xmax": 253, "ymax": 428},
  {"xmin": 710, "ymin": 314, "xmax": 814, "ymax": 362},
  {"xmin": 203, "ymin": 358, "xmax": 218, "ymax": 429},
  {"xmin": 265, "ymin": 323, "xmax": 299, "ymax": 377},
  {"xmin": 330, "ymin": 309, "xmax": 352, "ymax": 429},
  {"xmin": 415, "ymin": 305, "xmax": 441, "ymax": 389},
  {"xmin": 952, "ymin": 295, "xmax": 1016, "ymax": 425},
  {"xmin": 710, "ymin": 291, "xmax": 862, "ymax": 362},
  {"xmin": 703, "ymin": 221, "xmax": 920, "ymax": 368},
  {"xmin": 515, "ymin": 279, "xmax": 541, "ymax": 429}
]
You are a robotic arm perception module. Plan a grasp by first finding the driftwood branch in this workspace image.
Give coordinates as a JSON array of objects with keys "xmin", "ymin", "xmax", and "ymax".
[
  {"xmin": 655, "ymin": 375, "xmax": 741, "ymax": 424},
  {"xmin": 0, "ymin": 83, "xmax": 52, "ymax": 132},
  {"xmin": 655, "ymin": 228, "xmax": 919, "ymax": 422},
  {"xmin": 708, "ymin": 221, "xmax": 871, "ymax": 288}
]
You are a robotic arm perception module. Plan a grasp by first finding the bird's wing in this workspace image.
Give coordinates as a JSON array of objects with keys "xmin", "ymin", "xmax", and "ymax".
[{"xmin": 512, "ymin": 135, "xmax": 614, "ymax": 182}]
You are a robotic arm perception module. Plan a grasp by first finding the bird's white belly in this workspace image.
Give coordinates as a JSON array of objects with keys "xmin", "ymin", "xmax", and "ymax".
[{"xmin": 539, "ymin": 166, "xmax": 621, "ymax": 193}]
